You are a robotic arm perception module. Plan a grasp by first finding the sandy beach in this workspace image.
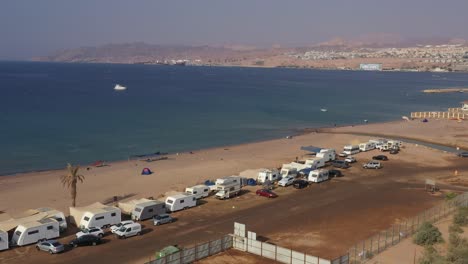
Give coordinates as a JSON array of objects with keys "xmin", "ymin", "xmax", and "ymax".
[{"xmin": 0, "ymin": 119, "xmax": 466, "ymax": 217}]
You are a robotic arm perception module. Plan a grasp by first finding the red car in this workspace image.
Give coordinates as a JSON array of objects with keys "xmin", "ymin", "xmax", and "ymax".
[{"xmin": 256, "ymin": 189, "xmax": 278, "ymax": 198}]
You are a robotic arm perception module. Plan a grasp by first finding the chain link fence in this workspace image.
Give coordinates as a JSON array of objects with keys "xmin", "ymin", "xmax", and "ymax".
[{"xmin": 346, "ymin": 192, "xmax": 468, "ymax": 263}]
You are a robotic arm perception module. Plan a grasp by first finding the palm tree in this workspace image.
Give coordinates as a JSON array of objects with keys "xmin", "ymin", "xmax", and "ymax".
[{"xmin": 60, "ymin": 163, "xmax": 85, "ymax": 207}]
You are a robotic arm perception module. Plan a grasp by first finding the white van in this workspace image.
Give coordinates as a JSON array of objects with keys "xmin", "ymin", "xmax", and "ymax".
[
  {"xmin": 308, "ymin": 169, "xmax": 329, "ymax": 183},
  {"xmin": 0, "ymin": 229, "xmax": 8, "ymax": 251},
  {"xmin": 114, "ymin": 223, "xmax": 142, "ymax": 239},
  {"xmin": 185, "ymin": 185, "xmax": 211, "ymax": 199},
  {"xmin": 11, "ymin": 219, "xmax": 60, "ymax": 246},
  {"xmin": 343, "ymin": 145, "xmax": 360, "ymax": 155},
  {"xmin": 165, "ymin": 193, "xmax": 197, "ymax": 212}
]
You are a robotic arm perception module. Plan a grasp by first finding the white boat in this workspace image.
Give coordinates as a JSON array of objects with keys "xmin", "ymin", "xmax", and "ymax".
[
  {"xmin": 114, "ymin": 84, "xmax": 127, "ymax": 91},
  {"xmin": 320, "ymin": 108, "xmax": 328, "ymax": 112}
]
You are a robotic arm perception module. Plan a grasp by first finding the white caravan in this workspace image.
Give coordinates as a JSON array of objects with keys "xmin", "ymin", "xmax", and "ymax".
[
  {"xmin": 280, "ymin": 167, "xmax": 298, "ymax": 178},
  {"xmin": 316, "ymin": 149, "xmax": 336, "ymax": 162},
  {"xmin": 34, "ymin": 208, "xmax": 67, "ymax": 232},
  {"xmin": 308, "ymin": 169, "xmax": 330, "ymax": 183},
  {"xmin": 70, "ymin": 202, "xmax": 122, "ymax": 229},
  {"xmin": 165, "ymin": 193, "xmax": 197, "ymax": 212},
  {"xmin": 305, "ymin": 157, "xmax": 326, "ymax": 169},
  {"xmin": 11, "ymin": 219, "xmax": 60, "ymax": 246},
  {"xmin": 0, "ymin": 229, "xmax": 7, "ymax": 251},
  {"xmin": 387, "ymin": 140, "xmax": 402, "ymax": 149},
  {"xmin": 119, "ymin": 198, "xmax": 166, "ymax": 221},
  {"xmin": 185, "ymin": 185, "xmax": 211, "ymax": 199},
  {"xmin": 257, "ymin": 169, "xmax": 281, "ymax": 184},
  {"xmin": 343, "ymin": 145, "xmax": 360, "ymax": 155},
  {"xmin": 359, "ymin": 142, "xmax": 376, "ymax": 152}
]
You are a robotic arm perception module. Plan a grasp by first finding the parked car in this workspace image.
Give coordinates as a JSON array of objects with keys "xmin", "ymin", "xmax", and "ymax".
[
  {"xmin": 153, "ymin": 214, "xmax": 174, "ymax": 226},
  {"xmin": 389, "ymin": 149, "xmax": 399, "ymax": 155},
  {"xmin": 36, "ymin": 240, "xmax": 65, "ymax": 254},
  {"xmin": 76, "ymin": 227, "xmax": 104, "ymax": 238},
  {"xmin": 332, "ymin": 160, "xmax": 350, "ymax": 169},
  {"xmin": 114, "ymin": 223, "xmax": 142, "ymax": 239},
  {"xmin": 363, "ymin": 161, "xmax": 382, "ymax": 169},
  {"xmin": 278, "ymin": 176, "xmax": 295, "ymax": 187},
  {"xmin": 338, "ymin": 152, "xmax": 348, "ymax": 157},
  {"xmin": 293, "ymin": 180, "xmax": 309, "ymax": 189},
  {"xmin": 372, "ymin": 155, "xmax": 388, "ymax": 161},
  {"xmin": 329, "ymin": 169, "xmax": 343, "ymax": 177},
  {"xmin": 69, "ymin": 235, "xmax": 101, "ymax": 247},
  {"xmin": 458, "ymin": 152, "xmax": 468, "ymax": 158},
  {"xmin": 344, "ymin": 156, "xmax": 356, "ymax": 163},
  {"xmin": 110, "ymin": 220, "xmax": 135, "ymax": 234},
  {"xmin": 256, "ymin": 189, "xmax": 278, "ymax": 198}
]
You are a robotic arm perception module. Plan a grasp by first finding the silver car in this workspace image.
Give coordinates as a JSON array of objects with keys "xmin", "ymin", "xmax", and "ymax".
[
  {"xmin": 153, "ymin": 214, "xmax": 174, "ymax": 226},
  {"xmin": 36, "ymin": 240, "xmax": 65, "ymax": 254}
]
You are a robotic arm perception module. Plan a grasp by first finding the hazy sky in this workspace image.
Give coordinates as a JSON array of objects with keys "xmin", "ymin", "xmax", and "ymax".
[{"xmin": 1, "ymin": 0, "xmax": 468, "ymax": 59}]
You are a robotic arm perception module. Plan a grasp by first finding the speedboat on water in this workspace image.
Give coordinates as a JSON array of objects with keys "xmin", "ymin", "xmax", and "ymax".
[
  {"xmin": 320, "ymin": 108, "xmax": 328, "ymax": 112},
  {"xmin": 114, "ymin": 84, "xmax": 127, "ymax": 91}
]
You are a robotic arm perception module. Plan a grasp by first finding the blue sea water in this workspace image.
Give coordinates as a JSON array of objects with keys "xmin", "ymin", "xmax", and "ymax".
[{"xmin": 1, "ymin": 61, "xmax": 467, "ymax": 175}]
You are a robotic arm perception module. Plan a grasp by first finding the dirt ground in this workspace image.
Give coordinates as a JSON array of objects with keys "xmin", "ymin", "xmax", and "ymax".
[
  {"xmin": 195, "ymin": 249, "xmax": 279, "ymax": 264},
  {"xmin": 1, "ymin": 143, "xmax": 468, "ymax": 264}
]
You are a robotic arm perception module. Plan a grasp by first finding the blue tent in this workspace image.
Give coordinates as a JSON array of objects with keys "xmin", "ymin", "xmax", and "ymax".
[
  {"xmin": 204, "ymin": 180, "xmax": 215, "ymax": 186},
  {"xmin": 141, "ymin": 168, "xmax": 153, "ymax": 175},
  {"xmin": 246, "ymin": 178, "xmax": 257, "ymax": 186}
]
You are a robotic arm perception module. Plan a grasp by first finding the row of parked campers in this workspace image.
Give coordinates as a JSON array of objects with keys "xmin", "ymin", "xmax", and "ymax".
[{"xmin": 0, "ymin": 208, "xmax": 68, "ymax": 249}]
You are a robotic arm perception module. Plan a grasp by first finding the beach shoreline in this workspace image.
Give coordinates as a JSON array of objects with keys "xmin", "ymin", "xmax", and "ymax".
[{"xmin": 0, "ymin": 118, "xmax": 466, "ymax": 217}]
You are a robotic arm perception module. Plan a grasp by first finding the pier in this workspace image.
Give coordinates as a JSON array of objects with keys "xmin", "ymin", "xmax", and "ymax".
[{"xmin": 411, "ymin": 111, "xmax": 466, "ymax": 120}]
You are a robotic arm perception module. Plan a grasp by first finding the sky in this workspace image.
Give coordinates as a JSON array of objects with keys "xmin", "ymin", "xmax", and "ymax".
[{"xmin": 1, "ymin": 0, "xmax": 468, "ymax": 60}]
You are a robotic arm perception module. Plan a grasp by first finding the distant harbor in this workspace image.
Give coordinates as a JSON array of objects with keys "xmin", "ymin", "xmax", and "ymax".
[{"xmin": 422, "ymin": 88, "xmax": 468, "ymax": 93}]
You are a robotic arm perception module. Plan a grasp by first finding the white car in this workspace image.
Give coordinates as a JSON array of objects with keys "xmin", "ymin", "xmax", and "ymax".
[
  {"xmin": 363, "ymin": 161, "xmax": 382, "ymax": 169},
  {"xmin": 345, "ymin": 156, "xmax": 356, "ymax": 163},
  {"xmin": 278, "ymin": 176, "xmax": 294, "ymax": 187},
  {"xmin": 338, "ymin": 152, "xmax": 348, "ymax": 157},
  {"xmin": 76, "ymin": 227, "xmax": 104, "ymax": 238},
  {"xmin": 110, "ymin": 220, "xmax": 135, "ymax": 234}
]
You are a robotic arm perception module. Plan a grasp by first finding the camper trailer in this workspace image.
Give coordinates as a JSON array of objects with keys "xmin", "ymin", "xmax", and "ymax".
[
  {"xmin": 359, "ymin": 142, "xmax": 376, "ymax": 152},
  {"xmin": 257, "ymin": 169, "xmax": 281, "ymax": 184},
  {"xmin": 317, "ymin": 149, "xmax": 336, "ymax": 162},
  {"xmin": 215, "ymin": 176, "xmax": 243, "ymax": 186},
  {"xmin": 305, "ymin": 157, "xmax": 326, "ymax": 169},
  {"xmin": 185, "ymin": 185, "xmax": 211, "ymax": 199},
  {"xmin": 308, "ymin": 169, "xmax": 330, "ymax": 183},
  {"xmin": 280, "ymin": 166, "xmax": 298, "ymax": 178},
  {"xmin": 118, "ymin": 198, "xmax": 166, "ymax": 221},
  {"xmin": 34, "ymin": 208, "xmax": 67, "ymax": 232},
  {"xmin": 165, "ymin": 193, "xmax": 197, "ymax": 212},
  {"xmin": 70, "ymin": 203, "xmax": 122, "ymax": 229},
  {"xmin": 10, "ymin": 219, "xmax": 60, "ymax": 246},
  {"xmin": 387, "ymin": 140, "xmax": 402, "ymax": 149},
  {"xmin": 343, "ymin": 145, "xmax": 360, "ymax": 155},
  {"xmin": 132, "ymin": 201, "xmax": 166, "ymax": 221},
  {"xmin": 0, "ymin": 229, "xmax": 7, "ymax": 251}
]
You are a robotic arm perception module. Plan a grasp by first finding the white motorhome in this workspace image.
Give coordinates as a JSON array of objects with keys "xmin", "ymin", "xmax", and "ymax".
[
  {"xmin": 343, "ymin": 145, "xmax": 360, "ymax": 155},
  {"xmin": 305, "ymin": 157, "xmax": 325, "ymax": 169},
  {"xmin": 0, "ymin": 229, "xmax": 7, "ymax": 251},
  {"xmin": 359, "ymin": 142, "xmax": 376, "ymax": 152},
  {"xmin": 308, "ymin": 169, "xmax": 330, "ymax": 183},
  {"xmin": 11, "ymin": 219, "xmax": 60, "ymax": 246},
  {"xmin": 317, "ymin": 149, "xmax": 336, "ymax": 162},
  {"xmin": 185, "ymin": 185, "xmax": 211, "ymax": 199},
  {"xmin": 257, "ymin": 169, "xmax": 281, "ymax": 184},
  {"xmin": 70, "ymin": 202, "xmax": 122, "ymax": 229},
  {"xmin": 387, "ymin": 140, "xmax": 402, "ymax": 149},
  {"xmin": 215, "ymin": 183, "xmax": 241, "ymax": 199},
  {"xmin": 165, "ymin": 193, "xmax": 197, "ymax": 212}
]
